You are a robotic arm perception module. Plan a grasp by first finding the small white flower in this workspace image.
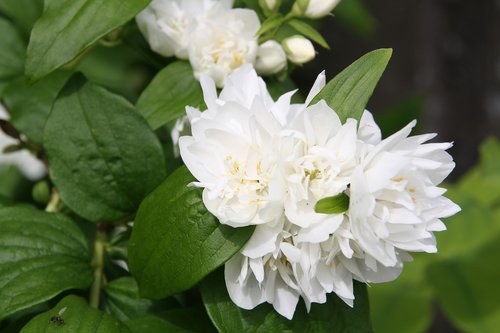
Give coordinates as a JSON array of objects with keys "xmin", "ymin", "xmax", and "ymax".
[
  {"xmin": 254, "ymin": 41, "xmax": 287, "ymax": 76},
  {"xmin": 188, "ymin": 8, "xmax": 260, "ymax": 87},
  {"xmin": 282, "ymin": 36, "xmax": 316, "ymax": 64},
  {"xmin": 136, "ymin": 0, "xmax": 230, "ymax": 59},
  {"xmin": 0, "ymin": 105, "xmax": 45, "ymax": 180},
  {"xmin": 297, "ymin": 0, "xmax": 342, "ymax": 19},
  {"xmin": 259, "ymin": 0, "xmax": 281, "ymax": 14}
]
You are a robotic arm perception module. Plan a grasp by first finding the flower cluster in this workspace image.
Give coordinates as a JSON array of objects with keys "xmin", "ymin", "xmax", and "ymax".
[
  {"xmin": 179, "ymin": 66, "xmax": 460, "ymax": 319},
  {"xmin": 136, "ymin": 0, "xmax": 339, "ymax": 87}
]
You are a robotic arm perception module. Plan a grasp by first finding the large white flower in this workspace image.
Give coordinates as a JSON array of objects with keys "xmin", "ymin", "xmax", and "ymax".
[
  {"xmin": 136, "ymin": 0, "xmax": 231, "ymax": 59},
  {"xmin": 188, "ymin": 8, "xmax": 260, "ymax": 87},
  {"xmin": 179, "ymin": 65, "xmax": 459, "ymax": 319},
  {"xmin": 0, "ymin": 105, "xmax": 45, "ymax": 180}
]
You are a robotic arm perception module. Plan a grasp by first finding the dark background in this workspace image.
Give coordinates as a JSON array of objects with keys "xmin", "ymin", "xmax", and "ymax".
[{"xmin": 294, "ymin": 0, "xmax": 500, "ymax": 182}]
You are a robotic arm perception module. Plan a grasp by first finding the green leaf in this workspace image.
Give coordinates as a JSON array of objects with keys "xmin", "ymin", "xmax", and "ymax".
[
  {"xmin": 0, "ymin": 17, "xmax": 25, "ymax": 93},
  {"xmin": 427, "ymin": 235, "xmax": 500, "ymax": 333},
  {"xmin": 136, "ymin": 61, "xmax": 204, "ymax": 130},
  {"xmin": 314, "ymin": 192, "xmax": 349, "ymax": 214},
  {"xmin": 0, "ymin": 207, "xmax": 92, "ymax": 321},
  {"xmin": 0, "ymin": 0, "xmax": 44, "ymax": 38},
  {"xmin": 20, "ymin": 295, "xmax": 132, "ymax": 333},
  {"xmin": 3, "ymin": 70, "xmax": 71, "ymax": 144},
  {"xmin": 0, "ymin": 166, "xmax": 32, "ymax": 201},
  {"xmin": 128, "ymin": 166, "xmax": 255, "ymax": 299},
  {"xmin": 104, "ymin": 277, "xmax": 154, "ymax": 322},
  {"xmin": 257, "ymin": 14, "xmax": 285, "ymax": 36},
  {"xmin": 44, "ymin": 75, "xmax": 166, "ymax": 222},
  {"xmin": 311, "ymin": 49, "xmax": 392, "ymax": 123},
  {"xmin": 287, "ymin": 19, "xmax": 329, "ymax": 49},
  {"xmin": 369, "ymin": 259, "xmax": 432, "ymax": 333},
  {"xmin": 25, "ymin": 0, "xmax": 151, "ymax": 82},
  {"xmin": 436, "ymin": 187, "xmax": 500, "ymax": 259},
  {"xmin": 202, "ymin": 269, "xmax": 373, "ymax": 332},
  {"xmin": 125, "ymin": 310, "xmax": 217, "ymax": 333}
]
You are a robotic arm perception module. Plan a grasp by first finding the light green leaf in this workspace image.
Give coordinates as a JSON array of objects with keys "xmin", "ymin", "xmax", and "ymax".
[
  {"xmin": 287, "ymin": 19, "xmax": 329, "ymax": 49},
  {"xmin": 0, "ymin": 207, "xmax": 92, "ymax": 321},
  {"xmin": 125, "ymin": 310, "xmax": 217, "ymax": 333},
  {"xmin": 136, "ymin": 61, "xmax": 204, "ymax": 130},
  {"xmin": 0, "ymin": 17, "xmax": 25, "ymax": 92},
  {"xmin": 257, "ymin": 14, "xmax": 285, "ymax": 36},
  {"xmin": 44, "ymin": 75, "xmax": 166, "ymax": 222},
  {"xmin": 3, "ymin": 70, "xmax": 71, "ymax": 144},
  {"xmin": 311, "ymin": 49, "xmax": 392, "ymax": 123},
  {"xmin": 104, "ymin": 277, "xmax": 154, "ymax": 322},
  {"xmin": 314, "ymin": 192, "xmax": 349, "ymax": 214},
  {"xmin": 25, "ymin": 0, "xmax": 151, "ymax": 82},
  {"xmin": 202, "ymin": 269, "xmax": 373, "ymax": 333},
  {"xmin": 128, "ymin": 166, "xmax": 255, "ymax": 299},
  {"xmin": 369, "ymin": 259, "xmax": 433, "ymax": 333},
  {"xmin": 0, "ymin": 0, "xmax": 44, "ymax": 38},
  {"xmin": 20, "ymin": 295, "xmax": 132, "ymax": 333},
  {"xmin": 436, "ymin": 187, "xmax": 500, "ymax": 259},
  {"xmin": 427, "ymin": 235, "xmax": 500, "ymax": 333}
]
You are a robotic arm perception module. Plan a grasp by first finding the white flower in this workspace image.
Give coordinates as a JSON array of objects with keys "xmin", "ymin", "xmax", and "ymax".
[
  {"xmin": 348, "ymin": 116, "xmax": 461, "ymax": 280},
  {"xmin": 297, "ymin": 0, "xmax": 342, "ymax": 19},
  {"xmin": 255, "ymin": 41, "xmax": 287, "ymax": 75},
  {"xmin": 0, "ymin": 105, "xmax": 45, "ymax": 180},
  {"xmin": 179, "ymin": 65, "xmax": 284, "ymax": 227},
  {"xmin": 179, "ymin": 65, "xmax": 459, "ymax": 319},
  {"xmin": 136, "ymin": 0, "xmax": 230, "ymax": 59},
  {"xmin": 188, "ymin": 8, "xmax": 260, "ymax": 87},
  {"xmin": 282, "ymin": 36, "xmax": 316, "ymax": 64}
]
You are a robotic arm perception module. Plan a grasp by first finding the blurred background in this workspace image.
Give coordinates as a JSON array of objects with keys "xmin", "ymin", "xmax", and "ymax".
[
  {"xmin": 293, "ymin": 1, "xmax": 500, "ymax": 332},
  {"xmin": 1, "ymin": 0, "xmax": 499, "ymax": 332}
]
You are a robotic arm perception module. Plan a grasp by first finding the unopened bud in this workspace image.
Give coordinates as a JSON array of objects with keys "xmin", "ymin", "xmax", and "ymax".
[
  {"xmin": 282, "ymin": 36, "xmax": 316, "ymax": 64},
  {"xmin": 255, "ymin": 41, "xmax": 287, "ymax": 75}
]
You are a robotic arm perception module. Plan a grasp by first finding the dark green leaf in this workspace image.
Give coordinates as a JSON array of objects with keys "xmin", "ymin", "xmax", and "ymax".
[
  {"xmin": 428, "ymin": 235, "xmax": 500, "ymax": 333},
  {"xmin": 44, "ymin": 75, "xmax": 166, "ymax": 222},
  {"xmin": 0, "ymin": 207, "xmax": 92, "ymax": 320},
  {"xmin": 0, "ymin": 0, "xmax": 44, "ymax": 38},
  {"xmin": 136, "ymin": 61, "xmax": 204, "ymax": 130},
  {"xmin": 314, "ymin": 192, "xmax": 349, "ymax": 214},
  {"xmin": 104, "ymin": 277, "xmax": 154, "ymax": 322},
  {"xmin": 0, "ymin": 166, "xmax": 32, "ymax": 201},
  {"xmin": 0, "ymin": 17, "xmax": 25, "ymax": 93},
  {"xmin": 287, "ymin": 19, "xmax": 329, "ymax": 49},
  {"xmin": 125, "ymin": 310, "xmax": 217, "ymax": 333},
  {"xmin": 202, "ymin": 269, "xmax": 373, "ymax": 333},
  {"xmin": 129, "ymin": 166, "xmax": 254, "ymax": 299},
  {"xmin": 3, "ymin": 70, "xmax": 71, "ymax": 144},
  {"xmin": 311, "ymin": 49, "xmax": 392, "ymax": 123},
  {"xmin": 20, "ymin": 295, "xmax": 132, "ymax": 333},
  {"xmin": 25, "ymin": 0, "xmax": 151, "ymax": 82}
]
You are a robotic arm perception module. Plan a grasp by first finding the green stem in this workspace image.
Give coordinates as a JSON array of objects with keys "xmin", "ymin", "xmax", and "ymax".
[
  {"xmin": 89, "ymin": 226, "xmax": 107, "ymax": 308},
  {"xmin": 45, "ymin": 190, "xmax": 60, "ymax": 213}
]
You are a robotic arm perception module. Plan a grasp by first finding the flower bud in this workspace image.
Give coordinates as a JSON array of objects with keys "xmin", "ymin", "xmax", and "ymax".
[
  {"xmin": 282, "ymin": 36, "xmax": 315, "ymax": 64},
  {"xmin": 255, "ymin": 41, "xmax": 287, "ymax": 75},
  {"xmin": 292, "ymin": 0, "xmax": 341, "ymax": 19},
  {"xmin": 259, "ymin": 0, "xmax": 281, "ymax": 16}
]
